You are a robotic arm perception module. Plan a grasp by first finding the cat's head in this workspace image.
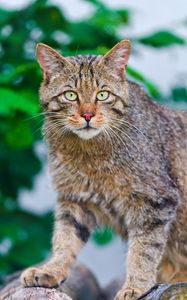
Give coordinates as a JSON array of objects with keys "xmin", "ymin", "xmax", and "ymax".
[{"xmin": 36, "ymin": 40, "xmax": 131, "ymax": 140}]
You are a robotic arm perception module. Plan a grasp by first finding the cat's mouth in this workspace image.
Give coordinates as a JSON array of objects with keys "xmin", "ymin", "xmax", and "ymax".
[
  {"xmin": 77, "ymin": 124, "xmax": 98, "ymax": 131},
  {"xmin": 74, "ymin": 124, "xmax": 101, "ymax": 140}
]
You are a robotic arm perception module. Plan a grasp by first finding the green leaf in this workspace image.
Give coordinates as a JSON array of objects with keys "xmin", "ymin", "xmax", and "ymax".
[
  {"xmin": 0, "ymin": 259, "xmax": 12, "ymax": 278},
  {"xmin": 0, "ymin": 222, "xmax": 27, "ymax": 244},
  {"xmin": 139, "ymin": 31, "xmax": 186, "ymax": 47},
  {"xmin": 5, "ymin": 122, "xmax": 33, "ymax": 148},
  {"xmin": 92, "ymin": 227, "xmax": 115, "ymax": 246},
  {"xmin": 0, "ymin": 9, "xmax": 11, "ymax": 24},
  {"xmin": 0, "ymin": 147, "xmax": 41, "ymax": 198},
  {"xmin": 0, "ymin": 63, "xmax": 38, "ymax": 85},
  {"xmin": 171, "ymin": 86, "xmax": 187, "ymax": 102},
  {"xmin": 0, "ymin": 88, "xmax": 39, "ymax": 116},
  {"xmin": 0, "ymin": 210, "xmax": 52, "ymax": 271}
]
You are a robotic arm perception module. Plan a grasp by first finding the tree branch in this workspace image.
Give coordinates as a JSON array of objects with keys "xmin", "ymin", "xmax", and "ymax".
[{"xmin": 1, "ymin": 263, "xmax": 187, "ymax": 300}]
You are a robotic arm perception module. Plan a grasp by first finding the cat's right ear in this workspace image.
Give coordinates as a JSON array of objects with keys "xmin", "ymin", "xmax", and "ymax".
[
  {"xmin": 36, "ymin": 43, "xmax": 72, "ymax": 82},
  {"xmin": 99, "ymin": 40, "xmax": 131, "ymax": 80}
]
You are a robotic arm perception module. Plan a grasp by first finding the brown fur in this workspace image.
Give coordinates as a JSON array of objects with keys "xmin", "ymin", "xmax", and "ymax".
[{"xmin": 21, "ymin": 41, "xmax": 187, "ymax": 300}]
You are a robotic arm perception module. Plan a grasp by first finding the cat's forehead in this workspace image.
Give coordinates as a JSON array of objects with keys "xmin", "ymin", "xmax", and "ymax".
[
  {"xmin": 63, "ymin": 54, "xmax": 105, "ymax": 90},
  {"xmin": 48, "ymin": 53, "xmax": 115, "ymax": 95},
  {"xmin": 68, "ymin": 54, "xmax": 102, "ymax": 66}
]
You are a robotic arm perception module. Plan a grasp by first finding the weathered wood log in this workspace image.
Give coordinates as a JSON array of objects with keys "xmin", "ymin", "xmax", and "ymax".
[
  {"xmin": 0, "ymin": 264, "xmax": 106, "ymax": 300},
  {"xmin": 139, "ymin": 283, "xmax": 187, "ymax": 299},
  {"xmin": 1, "ymin": 263, "xmax": 187, "ymax": 300},
  {"xmin": 105, "ymin": 279, "xmax": 187, "ymax": 300},
  {"xmin": 0, "ymin": 286, "xmax": 71, "ymax": 300}
]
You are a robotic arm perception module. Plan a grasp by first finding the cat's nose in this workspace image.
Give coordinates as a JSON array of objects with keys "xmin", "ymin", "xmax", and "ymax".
[{"xmin": 81, "ymin": 112, "xmax": 94, "ymax": 122}]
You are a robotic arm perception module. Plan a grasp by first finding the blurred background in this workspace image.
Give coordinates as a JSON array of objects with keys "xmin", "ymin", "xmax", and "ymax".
[{"xmin": 0, "ymin": 0, "xmax": 187, "ymax": 288}]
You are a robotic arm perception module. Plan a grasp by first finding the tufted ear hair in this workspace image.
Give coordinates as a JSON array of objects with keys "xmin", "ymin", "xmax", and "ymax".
[
  {"xmin": 36, "ymin": 43, "xmax": 73, "ymax": 81},
  {"xmin": 99, "ymin": 40, "xmax": 131, "ymax": 80}
]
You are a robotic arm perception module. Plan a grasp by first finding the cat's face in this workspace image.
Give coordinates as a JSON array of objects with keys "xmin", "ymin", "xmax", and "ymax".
[{"xmin": 37, "ymin": 40, "xmax": 131, "ymax": 140}]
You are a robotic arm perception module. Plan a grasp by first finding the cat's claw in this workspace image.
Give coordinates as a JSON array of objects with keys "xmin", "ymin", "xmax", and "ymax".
[
  {"xmin": 21, "ymin": 267, "xmax": 64, "ymax": 288},
  {"xmin": 115, "ymin": 287, "xmax": 144, "ymax": 300}
]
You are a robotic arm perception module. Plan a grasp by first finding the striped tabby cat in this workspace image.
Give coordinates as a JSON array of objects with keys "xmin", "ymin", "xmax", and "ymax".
[{"xmin": 21, "ymin": 40, "xmax": 187, "ymax": 300}]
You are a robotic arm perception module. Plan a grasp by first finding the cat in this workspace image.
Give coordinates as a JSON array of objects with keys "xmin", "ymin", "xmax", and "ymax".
[{"xmin": 21, "ymin": 40, "xmax": 187, "ymax": 300}]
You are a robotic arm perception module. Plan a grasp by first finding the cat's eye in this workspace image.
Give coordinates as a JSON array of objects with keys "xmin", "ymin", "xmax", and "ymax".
[
  {"xmin": 96, "ymin": 91, "xmax": 109, "ymax": 101},
  {"xmin": 64, "ymin": 91, "xmax": 78, "ymax": 101}
]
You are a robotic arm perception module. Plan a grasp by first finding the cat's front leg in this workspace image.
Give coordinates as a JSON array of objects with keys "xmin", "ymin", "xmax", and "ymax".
[
  {"xmin": 115, "ymin": 224, "xmax": 168, "ymax": 300},
  {"xmin": 21, "ymin": 201, "xmax": 96, "ymax": 288}
]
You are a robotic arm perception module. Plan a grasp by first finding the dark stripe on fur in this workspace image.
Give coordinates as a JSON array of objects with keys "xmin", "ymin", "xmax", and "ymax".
[
  {"xmin": 146, "ymin": 218, "xmax": 168, "ymax": 231},
  {"xmin": 147, "ymin": 196, "xmax": 177, "ymax": 210},
  {"xmin": 89, "ymin": 67, "xmax": 94, "ymax": 78},
  {"xmin": 95, "ymin": 78, "xmax": 99, "ymax": 87},
  {"xmin": 79, "ymin": 62, "xmax": 84, "ymax": 81},
  {"xmin": 63, "ymin": 212, "xmax": 90, "ymax": 242},
  {"xmin": 150, "ymin": 242, "xmax": 164, "ymax": 250},
  {"xmin": 132, "ymin": 192, "xmax": 177, "ymax": 211},
  {"xmin": 74, "ymin": 76, "xmax": 78, "ymax": 88},
  {"xmin": 111, "ymin": 107, "xmax": 124, "ymax": 116},
  {"xmin": 89, "ymin": 55, "xmax": 97, "ymax": 66},
  {"xmin": 142, "ymin": 252, "xmax": 154, "ymax": 262},
  {"xmin": 82, "ymin": 207, "xmax": 97, "ymax": 226},
  {"xmin": 71, "ymin": 253, "xmax": 76, "ymax": 259}
]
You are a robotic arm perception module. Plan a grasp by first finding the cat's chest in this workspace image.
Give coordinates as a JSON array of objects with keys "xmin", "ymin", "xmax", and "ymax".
[{"xmin": 51, "ymin": 150, "xmax": 132, "ymax": 203}]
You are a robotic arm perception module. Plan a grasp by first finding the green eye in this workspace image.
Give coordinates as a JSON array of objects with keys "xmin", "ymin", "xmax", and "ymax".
[
  {"xmin": 64, "ymin": 91, "xmax": 78, "ymax": 101},
  {"xmin": 96, "ymin": 91, "xmax": 109, "ymax": 101}
]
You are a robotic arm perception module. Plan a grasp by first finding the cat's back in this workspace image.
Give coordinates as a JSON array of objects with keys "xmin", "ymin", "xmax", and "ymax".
[
  {"xmin": 128, "ymin": 79, "xmax": 187, "ymax": 139},
  {"xmin": 128, "ymin": 80, "xmax": 187, "ymax": 201}
]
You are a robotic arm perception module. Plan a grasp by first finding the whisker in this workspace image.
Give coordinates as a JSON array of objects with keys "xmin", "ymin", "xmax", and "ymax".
[
  {"xmin": 111, "ymin": 116, "xmax": 148, "ymax": 141},
  {"xmin": 23, "ymin": 111, "xmax": 62, "ymax": 122},
  {"xmin": 102, "ymin": 126, "xmax": 114, "ymax": 156},
  {"xmin": 44, "ymin": 119, "xmax": 69, "ymax": 135},
  {"xmin": 46, "ymin": 123, "xmax": 71, "ymax": 140},
  {"xmin": 106, "ymin": 127, "xmax": 138, "ymax": 172},
  {"xmin": 110, "ymin": 123, "xmax": 139, "ymax": 152},
  {"xmin": 107, "ymin": 126, "xmax": 131, "ymax": 159}
]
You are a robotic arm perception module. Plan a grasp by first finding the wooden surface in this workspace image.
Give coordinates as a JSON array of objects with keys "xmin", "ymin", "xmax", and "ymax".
[
  {"xmin": 1, "ymin": 264, "xmax": 187, "ymax": 300},
  {"xmin": 0, "ymin": 264, "xmax": 106, "ymax": 300},
  {"xmin": 0, "ymin": 286, "xmax": 71, "ymax": 300}
]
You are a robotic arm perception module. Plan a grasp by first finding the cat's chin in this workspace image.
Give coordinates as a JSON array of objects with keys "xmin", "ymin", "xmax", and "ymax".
[{"xmin": 73, "ymin": 128, "xmax": 101, "ymax": 140}]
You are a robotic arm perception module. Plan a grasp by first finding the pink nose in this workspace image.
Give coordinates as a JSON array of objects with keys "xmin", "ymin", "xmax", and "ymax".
[{"xmin": 82, "ymin": 112, "xmax": 94, "ymax": 122}]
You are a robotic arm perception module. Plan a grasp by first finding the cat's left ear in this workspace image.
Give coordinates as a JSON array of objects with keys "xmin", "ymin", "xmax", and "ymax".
[{"xmin": 99, "ymin": 40, "xmax": 131, "ymax": 80}]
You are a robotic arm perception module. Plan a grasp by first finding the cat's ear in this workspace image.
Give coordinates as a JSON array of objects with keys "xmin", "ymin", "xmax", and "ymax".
[
  {"xmin": 36, "ymin": 43, "xmax": 73, "ymax": 81},
  {"xmin": 99, "ymin": 40, "xmax": 131, "ymax": 80}
]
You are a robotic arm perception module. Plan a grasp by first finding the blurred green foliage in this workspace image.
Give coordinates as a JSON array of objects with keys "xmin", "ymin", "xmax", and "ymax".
[
  {"xmin": 0, "ymin": 0, "xmax": 187, "ymax": 281},
  {"xmin": 138, "ymin": 31, "xmax": 186, "ymax": 48},
  {"xmin": 92, "ymin": 227, "xmax": 114, "ymax": 246}
]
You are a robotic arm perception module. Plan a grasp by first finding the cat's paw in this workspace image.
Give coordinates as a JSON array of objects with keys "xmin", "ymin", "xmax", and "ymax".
[
  {"xmin": 115, "ymin": 287, "xmax": 144, "ymax": 300},
  {"xmin": 21, "ymin": 267, "xmax": 65, "ymax": 288}
]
